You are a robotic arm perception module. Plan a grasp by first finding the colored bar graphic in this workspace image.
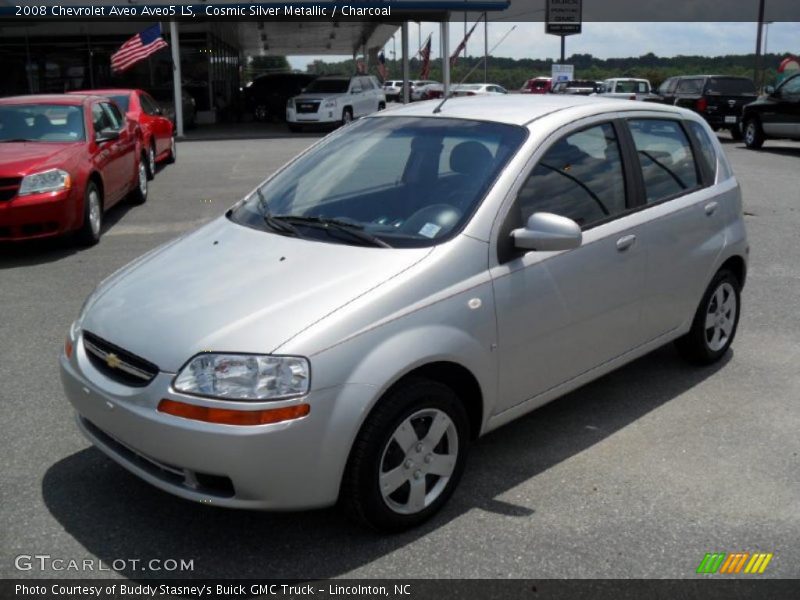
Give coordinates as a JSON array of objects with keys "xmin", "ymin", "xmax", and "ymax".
[{"xmin": 699, "ymin": 552, "xmax": 773, "ymax": 574}]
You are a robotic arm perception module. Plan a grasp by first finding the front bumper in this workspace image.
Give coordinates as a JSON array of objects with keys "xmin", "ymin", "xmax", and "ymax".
[
  {"xmin": 0, "ymin": 187, "xmax": 78, "ymax": 241},
  {"xmin": 286, "ymin": 107, "xmax": 340, "ymax": 124},
  {"xmin": 60, "ymin": 333, "xmax": 375, "ymax": 510}
]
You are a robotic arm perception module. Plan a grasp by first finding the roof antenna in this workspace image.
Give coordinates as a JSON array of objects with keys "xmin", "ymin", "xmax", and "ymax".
[{"xmin": 433, "ymin": 24, "xmax": 517, "ymax": 114}]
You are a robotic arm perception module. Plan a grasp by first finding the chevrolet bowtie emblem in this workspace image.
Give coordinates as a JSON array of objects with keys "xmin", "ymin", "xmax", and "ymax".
[{"xmin": 106, "ymin": 353, "xmax": 122, "ymax": 369}]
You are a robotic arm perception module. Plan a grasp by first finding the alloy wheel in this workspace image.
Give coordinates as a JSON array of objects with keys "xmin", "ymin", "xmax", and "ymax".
[
  {"xmin": 138, "ymin": 161, "xmax": 147, "ymax": 197},
  {"xmin": 88, "ymin": 189, "xmax": 101, "ymax": 237},
  {"xmin": 148, "ymin": 146, "xmax": 156, "ymax": 176},
  {"xmin": 704, "ymin": 282, "xmax": 737, "ymax": 352},
  {"xmin": 379, "ymin": 408, "xmax": 458, "ymax": 515}
]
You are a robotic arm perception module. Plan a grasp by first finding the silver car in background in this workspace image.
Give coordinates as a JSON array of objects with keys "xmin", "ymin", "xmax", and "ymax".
[{"xmin": 61, "ymin": 95, "xmax": 747, "ymax": 531}]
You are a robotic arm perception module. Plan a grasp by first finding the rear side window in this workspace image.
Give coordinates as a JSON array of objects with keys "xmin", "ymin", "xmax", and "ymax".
[
  {"xmin": 685, "ymin": 120, "xmax": 718, "ymax": 181},
  {"xmin": 628, "ymin": 119, "xmax": 700, "ymax": 203},
  {"xmin": 676, "ymin": 78, "xmax": 704, "ymax": 94},
  {"xmin": 514, "ymin": 123, "xmax": 627, "ymax": 228},
  {"xmin": 704, "ymin": 78, "xmax": 756, "ymax": 95}
]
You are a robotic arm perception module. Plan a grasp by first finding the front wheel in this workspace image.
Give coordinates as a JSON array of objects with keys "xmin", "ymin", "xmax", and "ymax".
[
  {"xmin": 729, "ymin": 125, "xmax": 743, "ymax": 141},
  {"xmin": 340, "ymin": 378, "xmax": 470, "ymax": 532},
  {"xmin": 675, "ymin": 269, "xmax": 741, "ymax": 365},
  {"xmin": 341, "ymin": 108, "xmax": 353, "ymax": 126},
  {"xmin": 743, "ymin": 118, "xmax": 765, "ymax": 149},
  {"xmin": 287, "ymin": 123, "xmax": 303, "ymax": 133}
]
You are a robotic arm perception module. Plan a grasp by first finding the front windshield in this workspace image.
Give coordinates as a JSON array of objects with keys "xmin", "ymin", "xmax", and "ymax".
[
  {"xmin": 230, "ymin": 116, "xmax": 527, "ymax": 248},
  {"xmin": 304, "ymin": 79, "xmax": 349, "ymax": 94},
  {"xmin": 0, "ymin": 104, "xmax": 85, "ymax": 142}
]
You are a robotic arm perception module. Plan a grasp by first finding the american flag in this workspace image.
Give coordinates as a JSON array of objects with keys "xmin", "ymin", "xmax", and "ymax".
[
  {"xmin": 111, "ymin": 25, "xmax": 169, "ymax": 73},
  {"xmin": 451, "ymin": 16, "xmax": 483, "ymax": 68},
  {"xmin": 418, "ymin": 35, "xmax": 432, "ymax": 79},
  {"xmin": 377, "ymin": 51, "xmax": 388, "ymax": 80}
]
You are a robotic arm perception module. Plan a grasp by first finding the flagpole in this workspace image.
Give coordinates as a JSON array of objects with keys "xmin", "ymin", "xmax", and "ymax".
[{"xmin": 483, "ymin": 13, "xmax": 488, "ymax": 83}]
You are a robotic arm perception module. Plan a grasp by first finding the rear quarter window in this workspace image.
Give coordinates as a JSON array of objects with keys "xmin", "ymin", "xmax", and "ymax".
[{"xmin": 685, "ymin": 120, "xmax": 718, "ymax": 182}]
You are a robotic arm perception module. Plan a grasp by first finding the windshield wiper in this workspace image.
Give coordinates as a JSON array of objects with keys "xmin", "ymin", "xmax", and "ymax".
[
  {"xmin": 272, "ymin": 215, "xmax": 392, "ymax": 248},
  {"xmin": 254, "ymin": 187, "xmax": 300, "ymax": 238},
  {"xmin": 0, "ymin": 138, "xmax": 33, "ymax": 143}
]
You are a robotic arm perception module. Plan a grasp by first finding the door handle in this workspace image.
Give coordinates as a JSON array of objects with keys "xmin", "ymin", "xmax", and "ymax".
[
  {"xmin": 705, "ymin": 201, "xmax": 719, "ymax": 216},
  {"xmin": 616, "ymin": 234, "xmax": 636, "ymax": 252}
]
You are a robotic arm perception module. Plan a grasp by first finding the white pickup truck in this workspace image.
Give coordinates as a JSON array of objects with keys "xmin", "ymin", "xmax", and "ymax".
[{"xmin": 595, "ymin": 78, "xmax": 658, "ymax": 101}]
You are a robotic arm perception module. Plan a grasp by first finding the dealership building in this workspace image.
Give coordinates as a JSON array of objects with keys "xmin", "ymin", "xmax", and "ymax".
[{"xmin": 0, "ymin": 1, "xmax": 513, "ymax": 134}]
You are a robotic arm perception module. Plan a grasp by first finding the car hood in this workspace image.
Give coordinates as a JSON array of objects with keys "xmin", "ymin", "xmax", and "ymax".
[
  {"xmin": 81, "ymin": 217, "xmax": 432, "ymax": 373},
  {"xmin": 293, "ymin": 93, "xmax": 347, "ymax": 101},
  {"xmin": 0, "ymin": 142, "xmax": 81, "ymax": 176}
]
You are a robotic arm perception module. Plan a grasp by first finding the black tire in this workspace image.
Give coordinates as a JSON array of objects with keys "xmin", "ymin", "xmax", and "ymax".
[
  {"xmin": 129, "ymin": 155, "xmax": 148, "ymax": 205},
  {"xmin": 145, "ymin": 141, "xmax": 156, "ymax": 180},
  {"xmin": 254, "ymin": 104, "xmax": 268, "ymax": 122},
  {"xmin": 287, "ymin": 123, "xmax": 303, "ymax": 133},
  {"xmin": 340, "ymin": 377, "xmax": 470, "ymax": 532},
  {"xmin": 75, "ymin": 181, "xmax": 102, "ymax": 247},
  {"xmin": 341, "ymin": 107, "xmax": 353, "ymax": 126},
  {"xmin": 378, "ymin": 102, "xmax": 386, "ymax": 111},
  {"xmin": 165, "ymin": 136, "xmax": 176, "ymax": 164},
  {"xmin": 743, "ymin": 117, "xmax": 765, "ymax": 149},
  {"xmin": 729, "ymin": 125, "xmax": 743, "ymax": 141},
  {"xmin": 675, "ymin": 269, "xmax": 741, "ymax": 365}
]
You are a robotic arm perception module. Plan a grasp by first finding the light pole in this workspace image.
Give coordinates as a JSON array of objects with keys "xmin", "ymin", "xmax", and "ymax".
[{"xmin": 753, "ymin": 0, "xmax": 766, "ymax": 90}]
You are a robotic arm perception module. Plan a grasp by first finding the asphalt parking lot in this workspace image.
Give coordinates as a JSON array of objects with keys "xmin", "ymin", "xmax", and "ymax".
[{"xmin": 1, "ymin": 131, "xmax": 798, "ymax": 580}]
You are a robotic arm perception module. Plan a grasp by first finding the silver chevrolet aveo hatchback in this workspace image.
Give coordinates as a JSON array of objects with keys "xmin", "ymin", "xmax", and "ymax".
[{"xmin": 61, "ymin": 95, "xmax": 747, "ymax": 531}]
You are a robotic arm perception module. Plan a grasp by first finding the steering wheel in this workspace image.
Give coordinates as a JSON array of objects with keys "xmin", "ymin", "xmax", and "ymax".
[{"xmin": 397, "ymin": 204, "xmax": 463, "ymax": 237}]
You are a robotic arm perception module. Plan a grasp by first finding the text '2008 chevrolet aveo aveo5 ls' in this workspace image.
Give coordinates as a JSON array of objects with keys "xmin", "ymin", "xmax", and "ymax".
[{"xmin": 61, "ymin": 95, "xmax": 748, "ymax": 531}]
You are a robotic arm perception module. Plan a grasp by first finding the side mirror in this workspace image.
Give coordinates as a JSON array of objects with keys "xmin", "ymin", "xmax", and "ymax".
[
  {"xmin": 95, "ymin": 128, "xmax": 120, "ymax": 143},
  {"xmin": 764, "ymin": 85, "xmax": 776, "ymax": 96},
  {"xmin": 511, "ymin": 212, "xmax": 582, "ymax": 252}
]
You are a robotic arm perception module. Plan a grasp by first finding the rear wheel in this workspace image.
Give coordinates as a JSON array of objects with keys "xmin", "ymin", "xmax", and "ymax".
[
  {"xmin": 165, "ymin": 136, "xmax": 176, "ymax": 164},
  {"xmin": 341, "ymin": 378, "xmax": 470, "ymax": 532},
  {"xmin": 378, "ymin": 102, "xmax": 386, "ymax": 111},
  {"xmin": 729, "ymin": 125, "xmax": 743, "ymax": 141},
  {"xmin": 129, "ymin": 155, "xmax": 148, "ymax": 205},
  {"xmin": 76, "ymin": 181, "xmax": 102, "ymax": 246},
  {"xmin": 744, "ymin": 118, "xmax": 765, "ymax": 149},
  {"xmin": 287, "ymin": 123, "xmax": 303, "ymax": 133},
  {"xmin": 145, "ymin": 142, "xmax": 156, "ymax": 179},
  {"xmin": 675, "ymin": 269, "xmax": 741, "ymax": 365}
]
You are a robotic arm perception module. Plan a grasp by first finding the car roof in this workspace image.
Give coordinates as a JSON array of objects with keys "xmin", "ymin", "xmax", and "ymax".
[
  {"xmin": 374, "ymin": 94, "xmax": 689, "ymax": 126},
  {"xmin": 0, "ymin": 94, "xmax": 91, "ymax": 106},
  {"xmin": 69, "ymin": 88, "xmax": 139, "ymax": 95}
]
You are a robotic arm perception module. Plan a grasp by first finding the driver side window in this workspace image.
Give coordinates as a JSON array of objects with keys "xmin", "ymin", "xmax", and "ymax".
[{"xmin": 513, "ymin": 123, "xmax": 628, "ymax": 229}]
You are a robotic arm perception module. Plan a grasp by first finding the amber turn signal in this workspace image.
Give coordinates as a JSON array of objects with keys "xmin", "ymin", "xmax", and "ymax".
[
  {"xmin": 64, "ymin": 337, "xmax": 73, "ymax": 359},
  {"xmin": 157, "ymin": 399, "xmax": 310, "ymax": 426}
]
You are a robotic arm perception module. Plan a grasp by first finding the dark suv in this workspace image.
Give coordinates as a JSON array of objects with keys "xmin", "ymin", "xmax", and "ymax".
[
  {"xmin": 652, "ymin": 75, "xmax": 757, "ymax": 139},
  {"xmin": 741, "ymin": 73, "xmax": 800, "ymax": 149},
  {"xmin": 245, "ymin": 73, "xmax": 317, "ymax": 122}
]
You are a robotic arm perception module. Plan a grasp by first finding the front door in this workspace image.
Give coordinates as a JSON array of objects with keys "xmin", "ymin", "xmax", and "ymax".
[{"xmin": 491, "ymin": 121, "xmax": 647, "ymax": 415}]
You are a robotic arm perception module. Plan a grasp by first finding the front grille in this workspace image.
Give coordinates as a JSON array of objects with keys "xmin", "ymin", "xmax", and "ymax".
[
  {"xmin": 82, "ymin": 331, "xmax": 159, "ymax": 387},
  {"xmin": 81, "ymin": 417, "xmax": 235, "ymax": 497},
  {"xmin": 296, "ymin": 101, "xmax": 320, "ymax": 114},
  {"xmin": 0, "ymin": 177, "xmax": 21, "ymax": 201}
]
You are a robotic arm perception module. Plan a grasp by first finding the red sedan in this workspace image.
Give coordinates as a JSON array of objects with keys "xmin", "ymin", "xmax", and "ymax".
[
  {"xmin": 71, "ymin": 88, "xmax": 176, "ymax": 179},
  {"xmin": 0, "ymin": 94, "xmax": 147, "ymax": 245}
]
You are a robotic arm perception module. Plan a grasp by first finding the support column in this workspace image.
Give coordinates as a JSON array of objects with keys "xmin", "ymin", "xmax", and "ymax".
[
  {"xmin": 401, "ymin": 21, "xmax": 410, "ymax": 103},
  {"xmin": 440, "ymin": 20, "xmax": 450, "ymax": 97},
  {"xmin": 169, "ymin": 20, "xmax": 184, "ymax": 138}
]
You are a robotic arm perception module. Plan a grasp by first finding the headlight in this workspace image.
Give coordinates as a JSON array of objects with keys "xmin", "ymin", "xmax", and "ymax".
[
  {"xmin": 286, "ymin": 98, "xmax": 295, "ymax": 109},
  {"xmin": 173, "ymin": 354, "xmax": 310, "ymax": 401},
  {"xmin": 18, "ymin": 168, "xmax": 71, "ymax": 196},
  {"xmin": 322, "ymin": 99, "xmax": 337, "ymax": 108}
]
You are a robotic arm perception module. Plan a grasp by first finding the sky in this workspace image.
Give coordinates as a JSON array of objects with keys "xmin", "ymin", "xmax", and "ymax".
[{"xmin": 287, "ymin": 21, "xmax": 799, "ymax": 69}]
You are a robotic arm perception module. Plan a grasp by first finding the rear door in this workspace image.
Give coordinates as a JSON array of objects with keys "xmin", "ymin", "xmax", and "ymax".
[
  {"xmin": 90, "ymin": 102, "xmax": 125, "ymax": 204},
  {"xmin": 625, "ymin": 117, "xmax": 725, "ymax": 340}
]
